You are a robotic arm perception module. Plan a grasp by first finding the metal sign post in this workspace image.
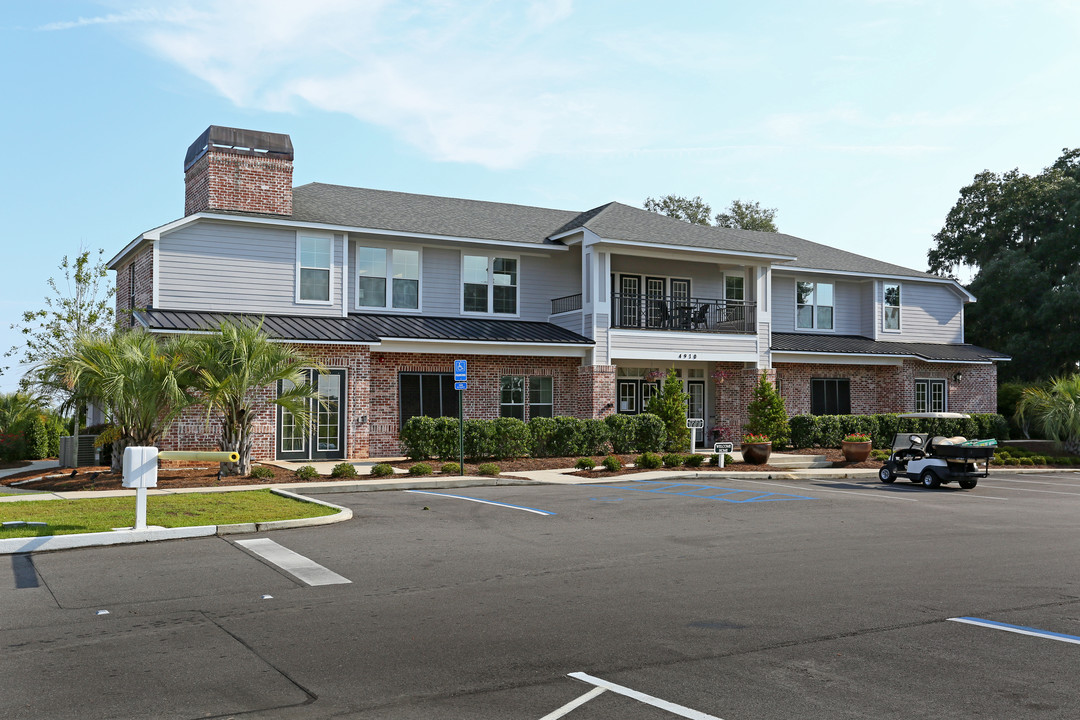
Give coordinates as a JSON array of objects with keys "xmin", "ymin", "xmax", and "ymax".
[{"xmin": 454, "ymin": 360, "xmax": 467, "ymax": 476}]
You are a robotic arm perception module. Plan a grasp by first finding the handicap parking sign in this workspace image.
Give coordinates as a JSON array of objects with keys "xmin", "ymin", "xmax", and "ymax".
[{"xmin": 454, "ymin": 359, "xmax": 467, "ymax": 381}]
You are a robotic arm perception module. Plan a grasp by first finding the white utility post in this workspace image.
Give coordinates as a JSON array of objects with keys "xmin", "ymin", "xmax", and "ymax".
[
  {"xmin": 686, "ymin": 418, "xmax": 704, "ymax": 455},
  {"xmin": 122, "ymin": 447, "xmax": 239, "ymax": 530},
  {"xmin": 713, "ymin": 441, "xmax": 734, "ymax": 468}
]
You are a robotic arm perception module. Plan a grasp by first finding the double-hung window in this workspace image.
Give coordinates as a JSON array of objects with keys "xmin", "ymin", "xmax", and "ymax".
[
  {"xmin": 883, "ymin": 282, "xmax": 901, "ymax": 331},
  {"xmin": 796, "ymin": 280, "xmax": 834, "ymax": 330},
  {"xmin": 298, "ymin": 234, "xmax": 333, "ymax": 303},
  {"xmin": 463, "ymin": 254, "xmax": 518, "ymax": 314},
  {"xmin": 500, "ymin": 375, "xmax": 554, "ymax": 420},
  {"xmin": 915, "ymin": 379, "xmax": 946, "ymax": 413},
  {"xmin": 500, "ymin": 376, "xmax": 526, "ymax": 420},
  {"xmin": 356, "ymin": 246, "xmax": 420, "ymax": 310},
  {"xmin": 725, "ymin": 275, "xmax": 744, "ymax": 301},
  {"xmin": 529, "ymin": 376, "xmax": 553, "ymax": 418}
]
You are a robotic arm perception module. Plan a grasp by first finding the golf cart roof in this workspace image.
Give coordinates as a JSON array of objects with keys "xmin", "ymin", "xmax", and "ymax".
[{"xmin": 896, "ymin": 412, "xmax": 970, "ymax": 419}]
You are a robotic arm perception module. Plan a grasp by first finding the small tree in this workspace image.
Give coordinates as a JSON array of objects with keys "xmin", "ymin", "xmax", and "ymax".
[
  {"xmin": 1014, "ymin": 375, "xmax": 1080, "ymax": 453},
  {"xmin": 646, "ymin": 368, "xmax": 691, "ymax": 452},
  {"xmin": 746, "ymin": 370, "xmax": 790, "ymax": 448}
]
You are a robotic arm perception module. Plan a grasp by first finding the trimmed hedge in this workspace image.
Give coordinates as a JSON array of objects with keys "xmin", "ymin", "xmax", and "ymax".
[{"xmin": 789, "ymin": 413, "xmax": 1009, "ymax": 449}]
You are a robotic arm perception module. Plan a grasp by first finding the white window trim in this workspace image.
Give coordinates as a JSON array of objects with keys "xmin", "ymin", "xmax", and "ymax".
[
  {"xmin": 354, "ymin": 242, "xmax": 423, "ymax": 312},
  {"xmin": 882, "ymin": 281, "xmax": 902, "ymax": 333},
  {"xmin": 295, "ymin": 231, "xmax": 335, "ymax": 305},
  {"xmin": 460, "ymin": 252, "xmax": 522, "ymax": 317},
  {"xmin": 795, "ymin": 279, "xmax": 835, "ymax": 332},
  {"xmin": 915, "ymin": 378, "xmax": 948, "ymax": 413},
  {"xmin": 529, "ymin": 375, "xmax": 555, "ymax": 418},
  {"xmin": 613, "ymin": 273, "xmax": 693, "ymax": 298},
  {"xmin": 723, "ymin": 272, "xmax": 745, "ymax": 301}
]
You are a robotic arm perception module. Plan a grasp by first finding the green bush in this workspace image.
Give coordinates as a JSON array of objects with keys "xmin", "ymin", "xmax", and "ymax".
[
  {"xmin": 400, "ymin": 416, "xmax": 461, "ymax": 460},
  {"xmin": 491, "ymin": 417, "xmax": 530, "ymax": 459},
  {"xmin": 709, "ymin": 453, "xmax": 735, "ymax": 466},
  {"xmin": 683, "ymin": 453, "xmax": 705, "ymax": 468},
  {"xmin": 23, "ymin": 415, "xmax": 50, "ymax": 460},
  {"xmin": 579, "ymin": 419, "xmax": 611, "ymax": 456},
  {"xmin": 441, "ymin": 462, "xmax": 461, "ymax": 474},
  {"xmin": 870, "ymin": 449, "xmax": 892, "ymax": 461},
  {"xmin": 601, "ymin": 455, "xmax": 622, "ymax": 472},
  {"xmin": 575, "ymin": 457, "xmax": 596, "ymax": 470},
  {"xmin": 637, "ymin": 451, "xmax": 662, "ymax": 469},
  {"xmin": 369, "ymin": 463, "xmax": 395, "ymax": 477},
  {"xmin": 990, "ymin": 457, "xmax": 1004, "ymax": 466},
  {"xmin": 1019, "ymin": 457, "xmax": 1035, "ymax": 466},
  {"xmin": 789, "ymin": 415, "xmax": 816, "ymax": 448},
  {"xmin": 294, "ymin": 465, "xmax": 319, "ymax": 480},
  {"xmin": 604, "ymin": 414, "xmax": 638, "ymax": 454},
  {"xmin": 248, "ymin": 465, "xmax": 275, "ymax": 479},
  {"xmin": 409, "ymin": 463, "xmax": 433, "ymax": 476},
  {"xmin": 634, "ymin": 413, "xmax": 667, "ymax": 453},
  {"xmin": 1005, "ymin": 457, "xmax": 1021, "ymax": 466},
  {"xmin": 528, "ymin": 417, "xmax": 559, "ymax": 457},
  {"xmin": 646, "ymin": 369, "xmax": 690, "ymax": 452},
  {"xmin": 330, "ymin": 462, "xmax": 358, "ymax": 478},
  {"xmin": 477, "ymin": 462, "xmax": 500, "ymax": 476},
  {"xmin": 662, "ymin": 453, "xmax": 683, "ymax": 467},
  {"xmin": 746, "ymin": 370, "xmax": 790, "ymax": 448},
  {"xmin": 464, "ymin": 419, "xmax": 498, "ymax": 460},
  {"xmin": 551, "ymin": 416, "xmax": 585, "ymax": 457},
  {"xmin": 787, "ymin": 413, "xmax": 1010, "ymax": 449}
]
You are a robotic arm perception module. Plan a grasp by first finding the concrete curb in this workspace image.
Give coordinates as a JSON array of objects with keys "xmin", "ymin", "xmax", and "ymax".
[{"xmin": 0, "ymin": 489, "xmax": 352, "ymax": 556}]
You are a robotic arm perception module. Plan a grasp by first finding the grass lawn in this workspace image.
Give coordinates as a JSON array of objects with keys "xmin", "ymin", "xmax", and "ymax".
[{"xmin": 0, "ymin": 490, "xmax": 337, "ymax": 539}]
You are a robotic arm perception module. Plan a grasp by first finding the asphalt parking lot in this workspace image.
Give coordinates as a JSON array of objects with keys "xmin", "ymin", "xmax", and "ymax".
[{"xmin": 3, "ymin": 471, "xmax": 1080, "ymax": 719}]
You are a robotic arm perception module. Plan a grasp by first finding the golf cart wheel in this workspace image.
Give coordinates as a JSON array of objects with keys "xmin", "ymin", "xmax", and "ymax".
[
  {"xmin": 958, "ymin": 478, "xmax": 978, "ymax": 489},
  {"xmin": 878, "ymin": 465, "xmax": 895, "ymax": 483},
  {"xmin": 920, "ymin": 469, "xmax": 941, "ymax": 488}
]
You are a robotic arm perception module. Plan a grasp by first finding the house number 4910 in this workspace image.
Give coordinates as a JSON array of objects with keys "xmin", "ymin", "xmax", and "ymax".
[{"xmin": 677, "ymin": 353, "xmax": 698, "ymax": 360}]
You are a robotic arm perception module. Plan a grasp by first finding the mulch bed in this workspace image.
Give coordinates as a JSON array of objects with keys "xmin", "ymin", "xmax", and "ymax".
[{"xmin": 2, "ymin": 462, "xmax": 305, "ymax": 492}]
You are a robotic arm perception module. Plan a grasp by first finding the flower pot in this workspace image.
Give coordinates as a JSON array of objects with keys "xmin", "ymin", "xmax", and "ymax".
[
  {"xmin": 841, "ymin": 440, "xmax": 872, "ymax": 462},
  {"xmin": 741, "ymin": 441, "xmax": 772, "ymax": 465}
]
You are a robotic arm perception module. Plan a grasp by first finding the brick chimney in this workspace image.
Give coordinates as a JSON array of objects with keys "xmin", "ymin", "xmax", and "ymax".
[{"xmin": 183, "ymin": 126, "xmax": 294, "ymax": 216}]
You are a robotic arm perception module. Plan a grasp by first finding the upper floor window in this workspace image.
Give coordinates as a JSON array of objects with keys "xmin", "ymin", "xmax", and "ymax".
[
  {"xmin": 725, "ymin": 275, "xmax": 744, "ymax": 301},
  {"xmin": 883, "ymin": 282, "xmax": 901, "ymax": 331},
  {"xmin": 463, "ymin": 254, "xmax": 517, "ymax": 314},
  {"xmin": 796, "ymin": 280, "xmax": 833, "ymax": 330},
  {"xmin": 298, "ymin": 234, "xmax": 333, "ymax": 303},
  {"xmin": 356, "ymin": 246, "xmax": 420, "ymax": 310}
]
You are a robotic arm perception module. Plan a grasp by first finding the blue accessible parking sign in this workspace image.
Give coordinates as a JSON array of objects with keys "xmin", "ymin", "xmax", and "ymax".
[
  {"xmin": 454, "ymin": 382, "xmax": 467, "ymax": 390},
  {"xmin": 454, "ymin": 359, "xmax": 467, "ymax": 382}
]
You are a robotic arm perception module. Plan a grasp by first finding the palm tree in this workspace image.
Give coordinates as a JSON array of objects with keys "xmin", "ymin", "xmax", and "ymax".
[
  {"xmin": 179, "ymin": 320, "xmax": 322, "ymax": 476},
  {"xmin": 43, "ymin": 330, "xmax": 196, "ymax": 471},
  {"xmin": 0, "ymin": 392, "xmax": 46, "ymax": 433},
  {"xmin": 1014, "ymin": 375, "xmax": 1080, "ymax": 454}
]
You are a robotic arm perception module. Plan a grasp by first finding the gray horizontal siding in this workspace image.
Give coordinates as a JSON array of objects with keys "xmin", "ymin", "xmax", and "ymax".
[
  {"xmin": 608, "ymin": 330, "xmax": 756, "ymax": 361},
  {"xmin": 895, "ymin": 282, "xmax": 963, "ymax": 343},
  {"xmin": 158, "ymin": 222, "xmax": 343, "ymax": 316},
  {"xmin": 549, "ymin": 310, "xmax": 584, "ymax": 336},
  {"xmin": 610, "ymin": 256, "xmax": 729, "ymax": 299}
]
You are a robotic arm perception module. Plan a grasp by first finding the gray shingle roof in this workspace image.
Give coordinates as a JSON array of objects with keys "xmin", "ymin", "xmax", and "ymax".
[
  {"xmin": 771, "ymin": 333, "xmax": 1010, "ymax": 363},
  {"xmin": 136, "ymin": 309, "xmax": 592, "ymax": 346}
]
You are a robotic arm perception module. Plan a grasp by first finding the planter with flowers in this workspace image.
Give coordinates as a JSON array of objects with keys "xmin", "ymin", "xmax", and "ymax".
[
  {"xmin": 710, "ymin": 369, "xmax": 730, "ymax": 384},
  {"xmin": 643, "ymin": 369, "xmax": 664, "ymax": 383},
  {"xmin": 741, "ymin": 433, "xmax": 772, "ymax": 465},
  {"xmin": 841, "ymin": 432, "xmax": 873, "ymax": 462}
]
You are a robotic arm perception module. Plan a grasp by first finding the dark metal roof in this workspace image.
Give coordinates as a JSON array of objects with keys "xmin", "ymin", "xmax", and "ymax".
[
  {"xmin": 135, "ymin": 309, "xmax": 592, "ymax": 346},
  {"xmin": 184, "ymin": 126, "xmax": 294, "ymax": 171},
  {"xmin": 771, "ymin": 333, "xmax": 1010, "ymax": 363}
]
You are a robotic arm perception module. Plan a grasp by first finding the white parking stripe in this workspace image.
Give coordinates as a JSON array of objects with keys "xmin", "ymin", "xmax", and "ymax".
[
  {"xmin": 568, "ymin": 672, "xmax": 724, "ymax": 719},
  {"xmin": 735, "ymin": 478, "xmax": 919, "ymax": 502},
  {"xmin": 948, "ymin": 617, "xmax": 1080, "ymax": 645},
  {"xmin": 235, "ymin": 538, "xmax": 351, "ymax": 586},
  {"xmin": 991, "ymin": 476, "xmax": 1080, "ymax": 488},
  {"xmin": 979, "ymin": 484, "xmax": 1080, "ymax": 497},
  {"xmin": 538, "ymin": 687, "xmax": 606, "ymax": 719}
]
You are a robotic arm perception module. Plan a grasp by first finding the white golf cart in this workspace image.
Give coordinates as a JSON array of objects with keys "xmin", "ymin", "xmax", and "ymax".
[{"xmin": 878, "ymin": 412, "xmax": 997, "ymax": 490}]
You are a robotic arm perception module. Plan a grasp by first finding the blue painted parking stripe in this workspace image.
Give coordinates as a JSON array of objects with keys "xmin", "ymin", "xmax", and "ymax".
[
  {"xmin": 948, "ymin": 617, "xmax": 1080, "ymax": 645},
  {"xmin": 405, "ymin": 490, "xmax": 556, "ymax": 516}
]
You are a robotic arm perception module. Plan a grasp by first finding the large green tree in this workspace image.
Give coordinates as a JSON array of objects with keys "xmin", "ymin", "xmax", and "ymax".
[
  {"xmin": 179, "ymin": 321, "xmax": 322, "ymax": 476},
  {"xmin": 644, "ymin": 195, "xmax": 779, "ymax": 231},
  {"xmin": 928, "ymin": 148, "xmax": 1080, "ymax": 381}
]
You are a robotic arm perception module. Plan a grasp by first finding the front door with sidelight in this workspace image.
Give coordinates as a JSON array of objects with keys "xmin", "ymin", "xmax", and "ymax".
[{"xmin": 276, "ymin": 369, "xmax": 347, "ymax": 461}]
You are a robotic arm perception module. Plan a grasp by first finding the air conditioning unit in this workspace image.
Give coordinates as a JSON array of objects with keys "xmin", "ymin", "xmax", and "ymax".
[{"xmin": 59, "ymin": 435, "xmax": 99, "ymax": 468}]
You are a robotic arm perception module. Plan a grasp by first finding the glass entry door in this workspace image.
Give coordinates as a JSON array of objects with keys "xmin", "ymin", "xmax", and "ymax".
[{"xmin": 276, "ymin": 369, "xmax": 347, "ymax": 461}]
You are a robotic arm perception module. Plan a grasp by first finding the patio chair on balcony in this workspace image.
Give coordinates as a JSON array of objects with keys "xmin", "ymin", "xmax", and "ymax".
[
  {"xmin": 690, "ymin": 303, "xmax": 710, "ymax": 330},
  {"xmin": 655, "ymin": 300, "xmax": 672, "ymax": 329}
]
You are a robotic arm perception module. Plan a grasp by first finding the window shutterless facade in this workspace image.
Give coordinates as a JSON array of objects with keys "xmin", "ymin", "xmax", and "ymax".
[
  {"xmin": 915, "ymin": 379, "xmax": 946, "ymax": 413},
  {"xmin": 356, "ymin": 246, "xmax": 420, "ymax": 310},
  {"xmin": 529, "ymin": 376, "xmax": 553, "ymax": 418},
  {"xmin": 796, "ymin": 281, "xmax": 834, "ymax": 330},
  {"xmin": 500, "ymin": 375, "xmax": 554, "ymax": 420},
  {"xmin": 463, "ymin": 254, "xmax": 518, "ymax": 315},
  {"xmin": 297, "ymin": 233, "xmax": 333, "ymax": 303},
  {"xmin": 500, "ymin": 375, "xmax": 526, "ymax": 420},
  {"xmin": 883, "ymin": 282, "xmax": 901, "ymax": 331},
  {"xmin": 399, "ymin": 373, "xmax": 459, "ymax": 426},
  {"xmin": 811, "ymin": 378, "xmax": 850, "ymax": 415}
]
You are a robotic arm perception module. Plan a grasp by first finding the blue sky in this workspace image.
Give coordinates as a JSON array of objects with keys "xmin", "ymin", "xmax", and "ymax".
[{"xmin": 2, "ymin": 0, "xmax": 1078, "ymax": 392}]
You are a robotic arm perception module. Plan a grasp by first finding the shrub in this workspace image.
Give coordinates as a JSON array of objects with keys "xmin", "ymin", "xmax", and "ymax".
[
  {"xmin": 400, "ymin": 415, "xmax": 438, "ymax": 460},
  {"xmin": 785, "ymin": 413, "xmax": 1009, "ymax": 449},
  {"xmin": 330, "ymin": 462, "xmax": 358, "ymax": 478},
  {"xmin": 843, "ymin": 432, "xmax": 871, "ymax": 443},
  {"xmin": 575, "ymin": 457, "xmax": 596, "ymax": 470},
  {"xmin": 441, "ymin": 462, "xmax": 461, "ymax": 474},
  {"xmin": 605, "ymin": 414, "xmax": 638, "ymax": 454},
  {"xmin": 662, "ymin": 453, "xmax": 683, "ymax": 467},
  {"xmin": 646, "ymin": 369, "xmax": 691, "ymax": 452},
  {"xmin": 1005, "ymin": 457, "xmax": 1021, "ymax": 466},
  {"xmin": 491, "ymin": 417, "xmax": 530, "ymax": 460},
  {"xmin": 709, "ymin": 453, "xmax": 735, "ymax": 466},
  {"xmin": 294, "ymin": 465, "xmax": 319, "ymax": 480},
  {"xmin": 601, "ymin": 455, "xmax": 622, "ymax": 472},
  {"xmin": 551, "ymin": 416, "xmax": 585, "ymax": 457},
  {"xmin": 746, "ymin": 370, "xmax": 790, "ymax": 448},
  {"xmin": 23, "ymin": 415, "xmax": 50, "ymax": 460},
  {"xmin": 579, "ymin": 419, "xmax": 611, "ymax": 456},
  {"xmin": 528, "ymin": 417, "xmax": 559, "ymax": 457},
  {"xmin": 871, "ymin": 449, "xmax": 891, "ymax": 461},
  {"xmin": 248, "ymin": 465, "xmax": 275, "ymax": 479},
  {"xmin": 990, "ymin": 457, "xmax": 1004, "ymax": 466},
  {"xmin": 1071, "ymin": 457, "xmax": 1080, "ymax": 465},
  {"xmin": 683, "ymin": 453, "xmax": 705, "ymax": 468},
  {"xmin": 464, "ymin": 419, "xmax": 498, "ymax": 460},
  {"xmin": 637, "ymin": 451, "xmax": 662, "ymax": 469},
  {"xmin": 634, "ymin": 413, "xmax": 667, "ymax": 453},
  {"xmin": 409, "ymin": 463, "xmax": 433, "ymax": 476},
  {"xmin": 369, "ymin": 463, "xmax": 395, "ymax": 477},
  {"xmin": 477, "ymin": 462, "xmax": 500, "ymax": 476},
  {"xmin": 1018, "ymin": 457, "xmax": 1035, "ymax": 466},
  {"xmin": 789, "ymin": 415, "xmax": 816, "ymax": 448}
]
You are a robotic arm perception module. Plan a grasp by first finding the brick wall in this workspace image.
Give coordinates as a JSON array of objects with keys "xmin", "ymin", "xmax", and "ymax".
[
  {"xmin": 574, "ymin": 364, "xmax": 617, "ymax": 420},
  {"xmin": 184, "ymin": 150, "xmax": 293, "ymax": 216}
]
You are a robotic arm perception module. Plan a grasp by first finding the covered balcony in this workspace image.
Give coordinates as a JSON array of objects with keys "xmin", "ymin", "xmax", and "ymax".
[{"xmin": 610, "ymin": 292, "xmax": 756, "ymax": 333}]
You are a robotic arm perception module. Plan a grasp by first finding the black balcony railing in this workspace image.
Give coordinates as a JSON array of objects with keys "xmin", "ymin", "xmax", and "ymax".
[
  {"xmin": 610, "ymin": 293, "xmax": 756, "ymax": 333},
  {"xmin": 550, "ymin": 293, "xmax": 583, "ymax": 315}
]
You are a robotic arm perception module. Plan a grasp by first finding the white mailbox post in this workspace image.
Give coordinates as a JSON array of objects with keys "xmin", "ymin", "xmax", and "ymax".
[
  {"xmin": 122, "ymin": 446, "xmax": 160, "ymax": 531},
  {"xmin": 686, "ymin": 418, "xmax": 705, "ymax": 455}
]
